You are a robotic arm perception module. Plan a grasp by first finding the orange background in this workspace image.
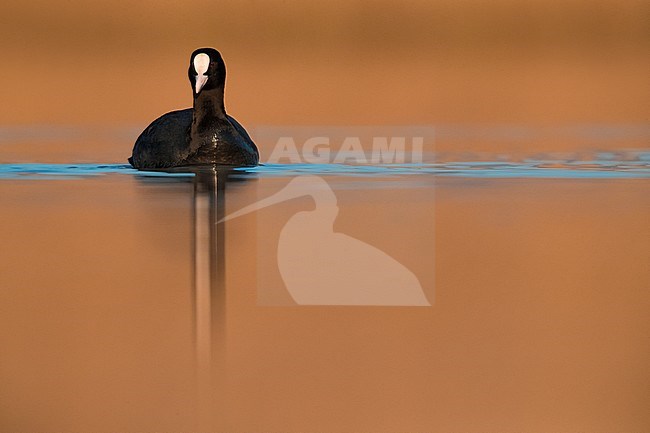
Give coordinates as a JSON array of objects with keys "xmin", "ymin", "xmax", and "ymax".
[{"xmin": 1, "ymin": 0, "xmax": 648, "ymax": 128}]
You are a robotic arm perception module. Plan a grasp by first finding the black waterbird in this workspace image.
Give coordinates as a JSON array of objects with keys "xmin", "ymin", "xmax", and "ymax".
[{"xmin": 129, "ymin": 48, "xmax": 259, "ymax": 169}]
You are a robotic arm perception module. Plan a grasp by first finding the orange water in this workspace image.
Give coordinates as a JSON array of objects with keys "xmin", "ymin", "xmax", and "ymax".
[
  {"xmin": 1, "ymin": 164, "xmax": 649, "ymax": 432},
  {"xmin": 1, "ymin": 0, "xmax": 649, "ymax": 431}
]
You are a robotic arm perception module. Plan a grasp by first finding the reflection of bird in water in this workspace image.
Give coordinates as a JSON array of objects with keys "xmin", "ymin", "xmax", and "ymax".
[
  {"xmin": 221, "ymin": 175, "xmax": 430, "ymax": 306},
  {"xmin": 136, "ymin": 165, "xmax": 257, "ymax": 431}
]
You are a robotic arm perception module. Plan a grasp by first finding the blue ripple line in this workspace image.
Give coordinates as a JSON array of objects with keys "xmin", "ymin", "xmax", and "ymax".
[{"xmin": 0, "ymin": 162, "xmax": 649, "ymax": 180}]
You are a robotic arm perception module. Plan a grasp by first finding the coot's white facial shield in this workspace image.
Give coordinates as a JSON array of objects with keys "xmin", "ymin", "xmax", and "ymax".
[{"xmin": 193, "ymin": 53, "xmax": 210, "ymax": 94}]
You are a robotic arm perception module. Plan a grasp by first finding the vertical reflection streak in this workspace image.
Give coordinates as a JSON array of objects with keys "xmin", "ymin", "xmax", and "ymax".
[
  {"xmin": 212, "ymin": 170, "xmax": 227, "ymax": 362},
  {"xmin": 194, "ymin": 179, "xmax": 212, "ymax": 380},
  {"xmin": 193, "ymin": 172, "xmax": 212, "ymax": 432},
  {"xmin": 192, "ymin": 167, "xmax": 228, "ymax": 432}
]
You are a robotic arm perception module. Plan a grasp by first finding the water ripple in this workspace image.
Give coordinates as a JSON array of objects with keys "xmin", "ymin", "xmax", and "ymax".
[{"xmin": 0, "ymin": 159, "xmax": 649, "ymax": 180}]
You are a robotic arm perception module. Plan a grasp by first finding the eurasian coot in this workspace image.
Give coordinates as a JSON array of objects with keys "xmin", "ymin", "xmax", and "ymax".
[{"xmin": 129, "ymin": 48, "xmax": 259, "ymax": 169}]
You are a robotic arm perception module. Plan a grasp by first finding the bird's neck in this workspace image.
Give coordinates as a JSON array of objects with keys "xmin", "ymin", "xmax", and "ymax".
[{"xmin": 192, "ymin": 87, "xmax": 227, "ymax": 127}]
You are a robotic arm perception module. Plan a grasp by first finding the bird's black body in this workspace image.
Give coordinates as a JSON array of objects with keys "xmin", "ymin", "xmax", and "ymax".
[
  {"xmin": 129, "ymin": 109, "xmax": 258, "ymax": 168},
  {"xmin": 129, "ymin": 48, "xmax": 259, "ymax": 169}
]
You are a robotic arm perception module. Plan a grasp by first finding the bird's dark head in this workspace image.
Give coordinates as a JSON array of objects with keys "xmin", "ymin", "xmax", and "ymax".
[{"xmin": 188, "ymin": 48, "xmax": 226, "ymax": 95}]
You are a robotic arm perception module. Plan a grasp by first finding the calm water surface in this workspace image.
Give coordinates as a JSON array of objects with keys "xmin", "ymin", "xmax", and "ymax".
[{"xmin": 1, "ymin": 153, "xmax": 649, "ymax": 432}]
